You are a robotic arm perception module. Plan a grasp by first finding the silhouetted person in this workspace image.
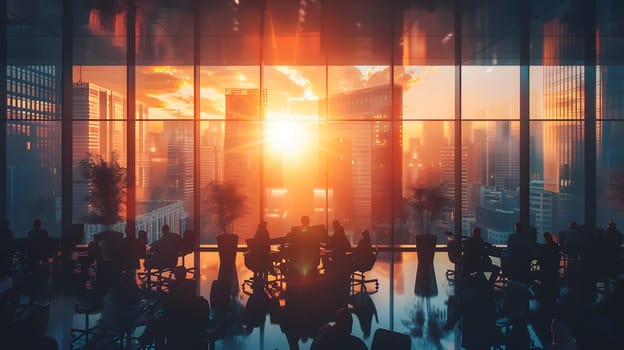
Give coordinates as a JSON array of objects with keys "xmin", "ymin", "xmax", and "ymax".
[
  {"xmin": 559, "ymin": 221, "xmax": 581, "ymax": 259},
  {"xmin": 504, "ymin": 222, "xmax": 534, "ymax": 284},
  {"xmin": 462, "ymin": 226, "xmax": 500, "ymax": 287},
  {"xmin": 605, "ymin": 222, "xmax": 623, "ymax": 248},
  {"xmin": 137, "ymin": 229, "xmax": 148, "ymax": 259},
  {"xmin": 325, "ymin": 220, "xmax": 353, "ymax": 310},
  {"xmin": 0, "ymin": 220, "xmax": 14, "ymax": 276},
  {"xmin": 311, "ymin": 307, "xmax": 368, "ymax": 350},
  {"xmin": 146, "ymin": 224, "xmax": 181, "ymax": 270},
  {"xmin": 249, "ymin": 221, "xmax": 273, "ymax": 281},
  {"xmin": 354, "ymin": 230, "xmax": 373, "ymax": 264},
  {"xmin": 300, "ymin": 215, "xmax": 310, "ymax": 232},
  {"xmin": 327, "ymin": 220, "xmax": 351, "ymax": 256},
  {"xmin": 27, "ymin": 219, "xmax": 52, "ymax": 264},
  {"xmin": 91, "ymin": 230, "xmax": 125, "ymax": 294},
  {"xmin": 537, "ymin": 232, "xmax": 561, "ymax": 318},
  {"xmin": 605, "ymin": 222, "xmax": 623, "ymax": 282},
  {"xmin": 253, "ymin": 220, "xmax": 271, "ymax": 256}
]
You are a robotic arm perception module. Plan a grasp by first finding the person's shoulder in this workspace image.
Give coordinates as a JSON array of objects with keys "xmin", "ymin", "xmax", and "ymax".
[{"xmin": 340, "ymin": 335, "xmax": 368, "ymax": 350}]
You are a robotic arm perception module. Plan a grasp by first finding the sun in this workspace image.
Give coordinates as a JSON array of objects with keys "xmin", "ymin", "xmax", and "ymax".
[{"xmin": 265, "ymin": 118, "xmax": 307, "ymax": 156}]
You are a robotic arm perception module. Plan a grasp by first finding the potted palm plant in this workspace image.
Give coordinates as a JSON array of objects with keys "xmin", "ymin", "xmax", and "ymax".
[{"xmin": 79, "ymin": 153, "xmax": 127, "ymax": 233}]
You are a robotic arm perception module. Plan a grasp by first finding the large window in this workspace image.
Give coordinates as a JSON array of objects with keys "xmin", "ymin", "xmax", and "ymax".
[{"xmin": 3, "ymin": 2, "xmax": 624, "ymax": 251}]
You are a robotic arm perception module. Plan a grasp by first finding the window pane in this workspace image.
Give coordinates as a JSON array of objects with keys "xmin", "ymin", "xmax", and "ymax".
[
  {"xmin": 325, "ymin": 1, "xmax": 392, "ymax": 65},
  {"xmin": 402, "ymin": 121, "xmax": 454, "ymax": 244},
  {"xmin": 73, "ymin": 0, "xmax": 126, "ymax": 66},
  {"xmin": 136, "ymin": 0, "xmax": 194, "ymax": 65},
  {"xmin": 263, "ymin": 0, "xmax": 323, "ymax": 65},
  {"xmin": 324, "ymin": 69, "xmax": 401, "ymax": 245},
  {"xmin": 401, "ymin": 66, "xmax": 454, "ymax": 120},
  {"xmin": 198, "ymin": 67, "xmax": 259, "ymax": 243},
  {"xmin": 530, "ymin": 121, "xmax": 585, "ymax": 235},
  {"xmin": 72, "ymin": 67, "xmax": 127, "ymax": 120},
  {"xmin": 263, "ymin": 66, "xmax": 325, "ymax": 237},
  {"xmin": 135, "ymin": 121, "xmax": 193, "ymax": 243},
  {"xmin": 466, "ymin": 121, "xmax": 520, "ymax": 244},
  {"xmin": 8, "ymin": 0, "xmax": 62, "ymax": 65},
  {"xmin": 72, "ymin": 120, "xmax": 128, "ymax": 242},
  {"xmin": 136, "ymin": 66, "xmax": 194, "ymax": 119},
  {"xmin": 396, "ymin": 1, "xmax": 455, "ymax": 66},
  {"xmin": 462, "ymin": 66, "xmax": 519, "ymax": 120},
  {"xmin": 462, "ymin": 1, "xmax": 520, "ymax": 65},
  {"xmin": 200, "ymin": 0, "xmax": 261, "ymax": 66},
  {"xmin": 7, "ymin": 119, "xmax": 62, "ymax": 238}
]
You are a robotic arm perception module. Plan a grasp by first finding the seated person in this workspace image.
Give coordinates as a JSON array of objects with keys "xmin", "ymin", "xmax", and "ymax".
[
  {"xmin": 326, "ymin": 220, "xmax": 352, "ymax": 256},
  {"xmin": 324, "ymin": 220, "xmax": 352, "ymax": 272},
  {"xmin": 246, "ymin": 221, "xmax": 273, "ymax": 280},
  {"xmin": 353, "ymin": 230, "xmax": 374, "ymax": 265},
  {"xmin": 137, "ymin": 230, "xmax": 148, "ymax": 259},
  {"xmin": 253, "ymin": 221, "xmax": 271, "ymax": 256},
  {"xmin": 145, "ymin": 224, "xmax": 181, "ymax": 270},
  {"xmin": 504, "ymin": 222, "xmax": 535, "ymax": 284},
  {"xmin": 462, "ymin": 227, "xmax": 499, "ymax": 286},
  {"xmin": 311, "ymin": 307, "xmax": 368, "ymax": 350}
]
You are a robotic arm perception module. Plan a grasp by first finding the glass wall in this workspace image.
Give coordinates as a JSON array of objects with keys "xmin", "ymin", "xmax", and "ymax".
[
  {"xmin": 3, "ymin": 1, "xmax": 624, "ymax": 244},
  {"xmin": 6, "ymin": 0, "xmax": 62, "ymax": 238}
]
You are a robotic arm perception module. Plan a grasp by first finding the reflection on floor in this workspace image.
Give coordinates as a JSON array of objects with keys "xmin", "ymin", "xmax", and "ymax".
[
  {"xmin": 38, "ymin": 251, "xmax": 551, "ymax": 349},
  {"xmin": 195, "ymin": 251, "xmax": 458, "ymax": 350}
]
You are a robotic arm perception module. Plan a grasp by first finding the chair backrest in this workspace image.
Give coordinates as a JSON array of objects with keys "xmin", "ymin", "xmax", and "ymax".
[
  {"xmin": 288, "ymin": 228, "xmax": 322, "ymax": 275},
  {"xmin": 447, "ymin": 238, "xmax": 462, "ymax": 264},
  {"xmin": 354, "ymin": 248, "xmax": 377, "ymax": 273},
  {"xmin": 371, "ymin": 328, "xmax": 411, "ymax": 350}
]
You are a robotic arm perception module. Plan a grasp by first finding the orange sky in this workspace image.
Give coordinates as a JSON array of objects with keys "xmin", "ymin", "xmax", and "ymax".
[{"xmin": 74, "ymin": 64, "xmax": 540, "ymax": 141}]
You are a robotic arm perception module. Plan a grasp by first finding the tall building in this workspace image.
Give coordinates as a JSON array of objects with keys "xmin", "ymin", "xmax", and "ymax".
[
  {"xmin": 529, "ymin": 180, "xmax": 557, "ymax": 236},
  {"xmin": 541, "ymin": 18, "xmax": 586, "ymax": 229},
  {"xmin": 6, "ymin": 65, "xmax": 61, "ymax": 237},
  {"xmin": 164, "ymin": 121, "xmax": 194, "ymax": 216},
  {"xmin": 224, "ymin": 88, "xmax": 264, "ymax": 238},
  {"xmin": 492, "ymin": 121, "xmax": 520, "ymax": 191},
  {"xmin": 320, "ymin": 84, "xmax": 403, "ymax": 238}
]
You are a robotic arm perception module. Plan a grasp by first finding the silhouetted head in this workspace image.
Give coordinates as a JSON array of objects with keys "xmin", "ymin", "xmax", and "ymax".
[
  {"xmin": 174, "ymin": 266, "xmax": 187, "ymax": 280},
  {"xmin": 607, "ymin": 222, "xmax": 617, "ymax": 231},
  {"xmin": 301, "ymin": 216, "xmax": 310, "ymax": 227},
  {"xmin": 569, "ymin": 221, "xmax": 578, "ymax": 230},
  {"xmin": 361, "ymin": 230, "xmax": 370, "ymax": 239},
  {"xmin": 334, "ymin": 307, "xmax": 353, "ymax": 336},
  {"xmin": 471, "ymin": 226, "xmax": 481, "ymax": 239},
  {"xmin": 33, "ymin": 219, "xmax": 42, "ymax": 229},
  {"xmin": 162, "ymin": 224, "xmax": 170, "ymax": 235},
  {"xmin": 543, "ymin": 231, "xmax": 553, "ymax": 243},
  {"xmin": 514, "ymin": 222, "xmax": 522, "ymax": 234},
  {"xmin": 258, "ymin": 221, "xmax": 267, "ymax": 230},
  {"xmin": 332, "ymin": 220, "xmax": 341, "ymax": 230},
  {"xmin": 138, "ymin": 230, "xmax": 147, "ymax": 242}
]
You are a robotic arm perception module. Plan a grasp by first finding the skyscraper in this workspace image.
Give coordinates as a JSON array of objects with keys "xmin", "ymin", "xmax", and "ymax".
[{"xmin": 320, "ymin": 84, "xmax": 402, "ymax": 238}]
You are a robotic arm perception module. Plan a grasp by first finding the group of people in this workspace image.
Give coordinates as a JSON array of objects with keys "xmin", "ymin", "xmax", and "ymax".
[{"xmin": 446, "ymin": 221, "xmax": 624, "ymax": 349}]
